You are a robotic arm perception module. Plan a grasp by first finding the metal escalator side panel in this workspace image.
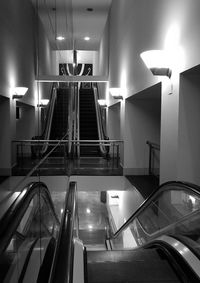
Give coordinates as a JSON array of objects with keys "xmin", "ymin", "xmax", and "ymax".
[
  {"xmin": 93, "ymin": 83, "xmax": 107, "ymax": 156},
  {"xmin": 153, "ymin": 235, "xmax": 200, "ymax": 281},
  {"xmin": 22, "ymin": 237, "xmax": 54, "ymax": 283},
  {"xmin": 73, "ymin": 238, "xmax": 84, "ymax": 283},
  {"xmin": 2, "ymin": 239, "xmax": 36, "ymax": 283}
]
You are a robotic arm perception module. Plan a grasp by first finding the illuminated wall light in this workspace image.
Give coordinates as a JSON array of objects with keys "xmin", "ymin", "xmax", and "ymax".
[
  {"xmin": 98, "ymin": 99, "xmax": 107, "ymax": 107},
  {"xmin": 140, "ymin": 50, "xmax": 172, "ymax": 78},
  {"xmin": 109, "ymin": 88, "xmax": 123, "ymax": 100},
  {"xmin": 84, "ymin": 36, "xmax": 90, "ymax": 41},
  {"xmin": 86, "ymin": 208, "xmax": 91, "ymax": 214},
  {"xmin": 56, "ymin": 36, "xmax": 65, "ymax": 41},
  {"xmin": 37, "ymin": 99, "xmax": 49, "ymax": 107},
  {"xmin": 12, "ymin": 87, "xmax": 28, "ymax": 99}
]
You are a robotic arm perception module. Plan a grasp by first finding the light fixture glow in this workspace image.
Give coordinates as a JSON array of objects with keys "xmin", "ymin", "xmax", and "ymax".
[
  {"xmin": 88, "ymin": 225, "xmax": 93, "ymax": 230},
  {"xmin": 86, "ymin": 208, "xmax": 91, "ymax": 214},
  {"xmin": 84, "ymin": 36, "xmax": 90, "ymax": 41},
  {"xmin": 37, "ymin": 99, "xmax": 49, "ymax": 107},
  {"xmin": 98, "ymin": 99, "xmax": 107, "ymax": 107},
  {"xmin": 56, "ymin": 36, "xmax": 65, "ymax": 41},
  {"xmin": 109, "ymin": 88, "xmax": 123, "ymax": 100},
  {"xmin": 12, "ymin": 87, "xmax": 28, "ymax": 99},
  {"xmin": 140, "ymin": 50, "xmax": 172, "ymax": 78}
]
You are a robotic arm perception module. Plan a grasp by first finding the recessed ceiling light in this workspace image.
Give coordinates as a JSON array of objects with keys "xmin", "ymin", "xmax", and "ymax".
[
  {"xmin": 84, "ymin": 36, "xmax": 90, "ymax": 41},
  {"xmin": 56, "ymin": 36, "xmax": 65, "ymax": 41}
]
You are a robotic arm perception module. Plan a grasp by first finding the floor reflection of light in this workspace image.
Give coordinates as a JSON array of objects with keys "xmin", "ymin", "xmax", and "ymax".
[
  {"xmin": 86, "ymin": 208, "xmax": 91, "ymax": 214},
  {"xmin": 88, "ymin": 224, "xmax": 93, "ymax": 230}
]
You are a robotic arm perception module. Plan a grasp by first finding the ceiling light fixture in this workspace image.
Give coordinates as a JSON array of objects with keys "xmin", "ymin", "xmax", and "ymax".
[
  {"xmin": 84, "ymin": 36, "xmax": 90, "ymax": 41},
  {"xmin": 56, "ymin": 36, "xmax": 65, "ymax": 41},
  {"xmin": 140, "ymin": 50, "xmax": 172, "ymax": 78}
]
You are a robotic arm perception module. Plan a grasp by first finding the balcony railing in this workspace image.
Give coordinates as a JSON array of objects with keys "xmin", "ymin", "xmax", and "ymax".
[{"xmin": 12, "ymin": 139, "xmax": 124, "ymax": 175}]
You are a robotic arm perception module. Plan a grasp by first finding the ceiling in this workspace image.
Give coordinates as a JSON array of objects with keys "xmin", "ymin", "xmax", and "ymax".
[{"xmin": 32, "ymin": 0, "xmax": 112, "ymax": 51}]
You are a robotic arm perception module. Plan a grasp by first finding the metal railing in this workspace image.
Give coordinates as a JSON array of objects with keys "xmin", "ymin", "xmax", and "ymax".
[
  {"xmin": 12, "ymin": 139, "xmax": 124, "ymax": 173},
  {"xmin": 146, "ymin": 140, "xmax": 160, "ymax": 177}
]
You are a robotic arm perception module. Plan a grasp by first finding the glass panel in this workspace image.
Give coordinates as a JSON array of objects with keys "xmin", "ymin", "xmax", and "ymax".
[
  {"xmin": 137, "ymin": 189, "xmax": 200, "ymax": 235},
  {"xmin": 111, "ymin": 187, "xmax": 200, "ymax": 250},
  {"xmin": 0, "ymin": 192, "xmax": 60, "ymax": 282}
]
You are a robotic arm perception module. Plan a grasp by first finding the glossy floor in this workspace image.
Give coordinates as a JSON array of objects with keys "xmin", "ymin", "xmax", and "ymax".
[{"xmin": 0, "ymin": 176, "xmax": 144, "ymax": 241}]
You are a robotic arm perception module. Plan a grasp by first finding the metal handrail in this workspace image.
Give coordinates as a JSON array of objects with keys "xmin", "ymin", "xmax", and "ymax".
[
  {"xmin": 146, "ymin": 140, "xmax": 160, "ymax": 150},
  {"xmin": 41, "ymin": 84, "xmax": 58, "ymax": 154},
  {"xmin": 146, "ymin": 140, "xmax": 160, "ymax": 176},
  {"xmin": 93, "ymin": 83, "xmax": 107, "ymax": 155},
  {"xmin": 49, "ymin": 181, "xmax": 77, "ymax": 283},
  {"xmin": 13, "ymin": 139, "xmax": 123, "ymax": 143},
  {"xmin": 110, "ymin": 181, "xmax": 200, "ymax": 240},
  {"xmin": 0, "ymin": 182, "xmax": 60, "ymax": 255}
]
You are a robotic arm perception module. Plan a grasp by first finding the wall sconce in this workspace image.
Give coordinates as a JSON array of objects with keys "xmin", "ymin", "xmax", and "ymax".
[
  {"xmin": 109, "ymin": 88, "xmax": 123, "ymax": 99},
  {"xmin": 12, "ymin": 87, "xmax": 28, "ymax": 99},
  {"xmin": 37, "ymin": 99, "xmax": 49, "ymax": 107},
  {"xmin": 140, "ymin": 50, "xmax": 172, "ymax": 78},
  {"xmin": 98, "ymin": 99, "xmax": 107, "ymax": 108}
]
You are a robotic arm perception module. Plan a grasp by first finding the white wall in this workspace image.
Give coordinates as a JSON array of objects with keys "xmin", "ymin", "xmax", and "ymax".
[
  {"xmin": 104, "ymin": 0, "xmax": 200, "ymax": 182},
  {"xmin": 123, "ymin": 89, "xmax": 161, "ymax": 175},
  {"xmin": 177, "ymin": 71, "xmax": 200, "ymax": 185},
  {"xmin": 98, "ymin": 17, "xmax": 109, "ymax": 77},
  {"xmin": 0, "ymin": 98, "xmax": 11, "ymax": 175},
  {"xmin": 16, "ymin": 103, "xmax": 36, "ymax": 156},
  {"xmin": 0, "ymin": 1, "xmax": 56, "ymax": 175}
]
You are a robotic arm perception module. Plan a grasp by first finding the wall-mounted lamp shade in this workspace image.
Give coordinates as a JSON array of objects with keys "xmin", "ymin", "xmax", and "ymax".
[
  {"xmin": 109, "ymin": 88, "xmax": 123, "ymax": 99},
  {"xmin": 98, "ymin": 99, "xmax": 107, "ymax": 107},
  {"xmin": 12, "ymin": 87, "xmax": 28, "ymax": 99},
  {"xmin": 37, "ymin": 99, "xmax": 49, "ymax": 107},
  {"xmin": 140, "ymin": 50, "xmax": 172, "ymax": 78}
]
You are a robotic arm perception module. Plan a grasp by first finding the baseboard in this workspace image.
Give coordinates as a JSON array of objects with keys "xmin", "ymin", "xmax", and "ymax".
[{"xmin": 123, "ymin": 167, "xmax": 149, "ymax": 175}]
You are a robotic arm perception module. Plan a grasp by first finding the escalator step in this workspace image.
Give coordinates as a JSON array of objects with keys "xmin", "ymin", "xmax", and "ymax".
[{"xmin": 86, "ymin": 250, "xmax": 181, "ymax": 283}]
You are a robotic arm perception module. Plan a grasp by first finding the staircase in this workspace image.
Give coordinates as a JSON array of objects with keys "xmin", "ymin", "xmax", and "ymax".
[{"xmin": 79, "ymin": 86, "xmax": 100, "ymax": 157}]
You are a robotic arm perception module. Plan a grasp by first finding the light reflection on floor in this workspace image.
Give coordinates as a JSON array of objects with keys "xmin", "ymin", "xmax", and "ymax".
[{"xmin": 0, "ymin": 175, "xmax": 144, "ymax": 248}]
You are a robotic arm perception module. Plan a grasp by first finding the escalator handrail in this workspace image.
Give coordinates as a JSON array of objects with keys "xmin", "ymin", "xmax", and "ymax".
[
  {"xmin": 93, "ymin": 82, "xmax": 108, "ymax": 140},
  {"xmin": 110, "ymin": 181, "xmax": 200, "ymax": 239},
  {"xmin": 0, "ymin": 182, "xmax": 60, "ymax": 255},
  {"xmin": 49, "ymin": 181, "xmax": 77, "ymax": 283},
  {"xmin": 93, "ymin": 82, "xmax": 108, "ymax": 156},
  {"xmin": 41, "ymin": 84, "xmax": 58, "ymax": 154}
]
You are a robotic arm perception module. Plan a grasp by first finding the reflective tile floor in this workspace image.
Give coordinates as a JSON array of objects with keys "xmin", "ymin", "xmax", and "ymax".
[{"xmin": 0, "ymin": 175, "xmax": 144, "ymax": 248}]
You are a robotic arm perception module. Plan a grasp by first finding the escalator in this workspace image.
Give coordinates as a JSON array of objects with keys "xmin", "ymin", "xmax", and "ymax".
[
  {"xmin": 79, "ymin": 83, "xmax": 109, "ymax": 157},
  {"xmin": 0, "ymin": 182, "xmax": 60, "ymax": 283},
  {"xmin": 79, "ymin": 84, "xmax": 100, "ymax": 157},
  {"xmin": 1, "ymin": 181, "xmax": 200, "ymax": 282}
]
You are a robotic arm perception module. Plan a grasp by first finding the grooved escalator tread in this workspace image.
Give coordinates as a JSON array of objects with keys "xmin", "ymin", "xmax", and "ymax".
[{"xmin": 86, "ymin": 249, "xmax": 181, "ymax": 283}]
